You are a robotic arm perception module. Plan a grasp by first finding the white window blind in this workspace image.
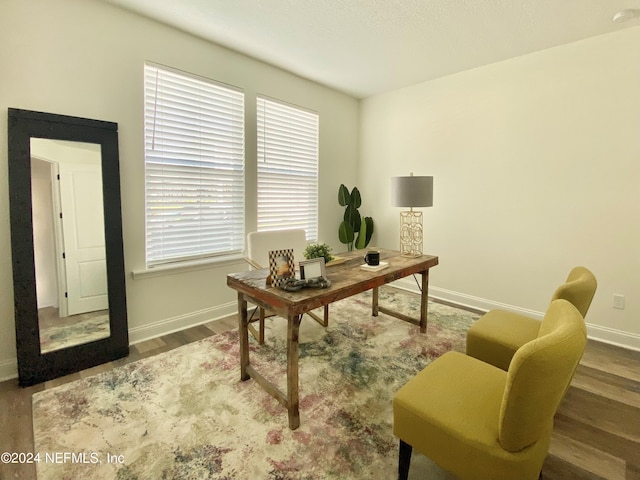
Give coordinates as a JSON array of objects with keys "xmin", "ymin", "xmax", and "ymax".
[
  {"xmin": 144, "ymin": 64, "xmax": 245, "ymax": 267},
  {"xmin": 257, "ymin": 97, "xmax": 319, "ymax": 242}
]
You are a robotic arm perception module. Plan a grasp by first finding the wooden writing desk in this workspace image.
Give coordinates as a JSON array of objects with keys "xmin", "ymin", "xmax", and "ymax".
[{"xmin": 226, "ymin": 249, "xmax": 438, "ymax": 429}]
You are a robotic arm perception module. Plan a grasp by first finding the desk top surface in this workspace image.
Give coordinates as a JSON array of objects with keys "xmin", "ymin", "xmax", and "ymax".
[{"xmin": 227, "ymin": 249, "xmax": 438, "ymax": 317}]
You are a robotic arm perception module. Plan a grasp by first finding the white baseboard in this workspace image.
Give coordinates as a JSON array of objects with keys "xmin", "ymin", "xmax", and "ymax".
[
  {"xmin": 128, "ymin": 301, "xmax": 238, "ymax": 345},
  {"xmin": 392, "ymin": 278, "xmax": 543, "ymax": 319},
  {"xmin": 585, "ymin": 324, "xmax": 640, "ymax": 352},
  {"xmin": 392, "ymin": 278, "xmax": 640, "ymax": 352}
]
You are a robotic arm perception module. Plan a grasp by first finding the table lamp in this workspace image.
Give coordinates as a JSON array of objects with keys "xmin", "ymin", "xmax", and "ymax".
[{"xmin": 391, "ymin": 173, "xmax": 433, "ymax": 257}]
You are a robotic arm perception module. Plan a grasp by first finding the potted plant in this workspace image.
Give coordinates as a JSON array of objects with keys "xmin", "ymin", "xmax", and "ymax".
[
  {"xmin": 304, "ymin": 243, "xmax": 334, "ymax": 263},
  {"xmin": 338, "ymin": 184, "xmax": 374, "ymax": 251}
]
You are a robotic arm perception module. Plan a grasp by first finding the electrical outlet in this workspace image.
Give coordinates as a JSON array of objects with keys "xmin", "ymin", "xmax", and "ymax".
[{"xmin": 613, "ymin": 294, "xmax": 625, "ymax": 310}]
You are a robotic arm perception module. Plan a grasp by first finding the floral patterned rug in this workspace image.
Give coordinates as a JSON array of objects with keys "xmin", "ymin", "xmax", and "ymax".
[{"xmin": 33, "ymin": 287, "xmax": 478, "ymax": 479}]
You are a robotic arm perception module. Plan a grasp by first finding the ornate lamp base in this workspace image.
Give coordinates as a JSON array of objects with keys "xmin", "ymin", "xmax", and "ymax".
[{"xmin": 399, "ymin": 210, "xmax": 423, "ymax": 257}]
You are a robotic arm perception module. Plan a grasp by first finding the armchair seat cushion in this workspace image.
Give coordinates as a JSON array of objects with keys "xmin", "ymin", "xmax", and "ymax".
[
  {"xmin": 466, "ymin": 311, "xmax": 541, "ymax": 371},
  {"xmin": 394, "ymin": 351, "xmax": 549, "ymax": 480}
]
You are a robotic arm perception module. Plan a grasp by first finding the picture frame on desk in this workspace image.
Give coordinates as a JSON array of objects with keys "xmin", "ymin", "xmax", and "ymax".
[
  {"xmin": 268, "ymin": 249, "xmax": 296, "ymax": 287},
  {"xmin": 299, "ymin": 257, "xmax": 326, "ymax": 280}
]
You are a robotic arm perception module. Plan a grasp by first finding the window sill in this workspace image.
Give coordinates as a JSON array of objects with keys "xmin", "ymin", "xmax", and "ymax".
[{"xmin": 131, "ymin": 254, "xmax": 246, "ymax": 280}]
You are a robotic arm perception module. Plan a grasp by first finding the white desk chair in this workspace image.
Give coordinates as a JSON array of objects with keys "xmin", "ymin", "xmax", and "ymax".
[{"xmin": 244, "ymin": 229, "xmax": 329, "ymax": 344}]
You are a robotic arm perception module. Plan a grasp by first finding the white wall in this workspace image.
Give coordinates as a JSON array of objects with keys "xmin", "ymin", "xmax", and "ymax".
[
  {"xmin": 360, "ymin": 27, "xmax": 640, "ymax": 349},
  {"xmin": 31, "ymin": 159, "xmax": 59, "ymax": 309},
  {"xmin": 0, "ymin": 0, "xmax": 359, "ymax": 379}
]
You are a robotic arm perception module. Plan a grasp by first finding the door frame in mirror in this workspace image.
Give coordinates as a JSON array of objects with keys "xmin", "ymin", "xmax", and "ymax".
[{"xmin": 8, "ymin": 108, "xmax": 129, "ymax": 386}]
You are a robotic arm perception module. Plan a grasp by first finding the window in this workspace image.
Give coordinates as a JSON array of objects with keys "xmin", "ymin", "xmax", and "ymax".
[
  {"xmin": 144, "ymin": 64, "xmax": 245, "ymax": 267},
  {"xmin": 257, "ymin": 97, "xmax": 319, "ymax": 242}
]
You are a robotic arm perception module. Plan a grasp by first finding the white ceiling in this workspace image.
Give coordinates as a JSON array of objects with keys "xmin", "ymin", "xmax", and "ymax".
[{"xmin": 102, "ymin": 0, "xmax": 639, "ymax": 98}]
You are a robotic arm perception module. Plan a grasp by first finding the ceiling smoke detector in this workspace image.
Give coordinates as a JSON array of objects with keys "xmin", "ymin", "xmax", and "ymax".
[{"xmin": 613, "ymin": 9, "xmax": 640, "ymax": 23}]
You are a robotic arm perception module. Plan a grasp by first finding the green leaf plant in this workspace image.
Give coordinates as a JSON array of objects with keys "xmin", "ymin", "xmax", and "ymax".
[
  {"xmin": 304, "ymin": 243, "xmax": 334, "ymax": 263},
  {"xmin": 338, "ymin": 184, "xmax": 374, "ymax": 251}
]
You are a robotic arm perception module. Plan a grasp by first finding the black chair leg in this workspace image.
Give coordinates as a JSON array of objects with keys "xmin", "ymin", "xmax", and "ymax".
[{"xmin": 399, "ymin": 439, "xmax": 412, "ymax": 480}]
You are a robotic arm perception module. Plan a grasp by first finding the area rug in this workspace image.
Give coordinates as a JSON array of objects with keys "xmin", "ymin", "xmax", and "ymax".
[{"xmin": 33, "ymin": 287, "xmax": 478, "ymax": 479}]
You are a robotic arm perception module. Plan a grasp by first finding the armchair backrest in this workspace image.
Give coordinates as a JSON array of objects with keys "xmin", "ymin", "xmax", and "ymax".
[
  {"xmin": 246, "ymin": 229, "xmax": 307, "ymax": 269},
  {"xmin": 550, "ymin": 266, "xmax": 597, "ymax": 318},
  {"xmin": 498, "ymin": 299, "xmax": 587, "ymax": 452}
]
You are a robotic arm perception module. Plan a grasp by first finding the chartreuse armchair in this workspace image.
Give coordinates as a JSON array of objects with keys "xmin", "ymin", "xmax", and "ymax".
[
  {"xmin": 393, "ymin": 299, "xmax": 587, "ymax": 480},
  {"xmin": 466, "ymin": 266, "xmax": 596, "ymax": 371}
]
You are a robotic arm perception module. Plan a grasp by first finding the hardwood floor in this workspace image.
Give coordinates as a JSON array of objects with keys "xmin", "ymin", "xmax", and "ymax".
[
  {"xmin": 1, "ymin": 312, "xmax": 638, "ymax": 480},
  {"xmin": 543, "ymin": 340, "xmax": 640, "ymax": 480}
]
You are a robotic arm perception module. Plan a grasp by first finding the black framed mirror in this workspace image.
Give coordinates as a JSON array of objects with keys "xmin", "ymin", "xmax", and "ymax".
[{"xmin": 8, "ymin": 108, "xmax": 129, "ymax": 386}]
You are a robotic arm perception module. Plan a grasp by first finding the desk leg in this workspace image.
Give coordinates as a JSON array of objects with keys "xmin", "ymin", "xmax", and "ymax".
[
  {"xmin": 420, "ymin": 270, "xmax": 429, "ymax": 334},
  {"xmin": 372, "ymin": 286, "xmax": 379, "ymax": 316},
  {"xmin": 238, "ymin": 292, "xmax": 250, "ymax": 381},
  {"xmin": 287, "ymin": 314, "xmax": 302, "ymax": 430}
]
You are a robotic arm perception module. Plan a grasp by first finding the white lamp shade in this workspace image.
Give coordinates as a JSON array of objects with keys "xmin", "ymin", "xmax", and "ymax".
[{"xmin": 391, "ymin": 175, "xmax": 433, "ymax": 208}]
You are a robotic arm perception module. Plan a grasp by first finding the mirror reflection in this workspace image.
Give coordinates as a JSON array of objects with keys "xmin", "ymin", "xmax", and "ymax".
[{"xmin": 30, "ymin": 138, "xmax": 110, "ymax": 353}]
